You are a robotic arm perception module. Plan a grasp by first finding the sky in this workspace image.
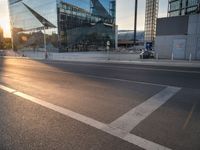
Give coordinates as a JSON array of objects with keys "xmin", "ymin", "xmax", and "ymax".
[{"xmin": 0, "ymin": 0, "xmax": 168, "ymax": 37}]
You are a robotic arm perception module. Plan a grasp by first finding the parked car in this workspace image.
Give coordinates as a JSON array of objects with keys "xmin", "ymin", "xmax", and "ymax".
[
  {"xmin": 0, "ymin": 50, "xmax": 6, "ymax": 56},
  {"xmin": 140, "ymin": 50, "xmax": 155, "ymax": 59}
]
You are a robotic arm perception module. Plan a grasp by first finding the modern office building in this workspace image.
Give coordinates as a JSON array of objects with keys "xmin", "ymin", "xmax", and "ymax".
[
  {"xmin": 144, "ymin": 0, "xmax": 159, "ymax": 44},
  {"xmin": 8, "ymin": 0, "xmax": 116, "ymax": 52},
  {"xmin": 168, "ymin": 0, "xmax": 200, "ymax": 17}
]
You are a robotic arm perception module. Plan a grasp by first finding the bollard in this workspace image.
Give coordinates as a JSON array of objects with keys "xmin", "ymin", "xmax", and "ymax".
[
  {"xmin": 189, "ymin": 53, "xmax": 192, "ymax": 62},
  {"xmin": 107, "ymin": 46, "xmax": 110, "ymax": 60},
  {"xmin": 45, "ymin": 51, "xmax": 48, "ymax": 59},
  {"xmin": 106, "ymin": 41, "xmax": 110, "ymax": 60},
  {"xmin": 156, "ymin": 53, "xmax": 159, "ymax": 60},
  {"xmin": 171, "ymin": 52, "xmax": 174, "ymax": 61}
]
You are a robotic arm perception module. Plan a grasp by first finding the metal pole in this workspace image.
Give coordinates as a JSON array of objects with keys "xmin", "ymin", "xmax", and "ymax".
[
  {"xmin": 156, "ymin": 53, "xmax": 159, "ymax": 60},
  {"xmin": 189, "ymin": 53, "xmax": 192, "ymax": 62},
  {"xmin": 43, "ymin": 26, "xmax": 47, "ymax": 59},
  {"xmin": 10, "ymin": 21, "xmax": 15, "ymax": 51},
  {"xmin": 107, "ymin": 41, "xmax": 110, "ymax": 60},
  {"xmin": 134, "ymin": 0, "xmax": 138, "ymax": 46}
]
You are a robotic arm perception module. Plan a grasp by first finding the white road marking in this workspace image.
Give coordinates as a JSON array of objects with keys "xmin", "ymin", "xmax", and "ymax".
[
  {"xmin": 14, "ymin": 92, "xmax": 106, "ymax": 129},
  {"xmin": 0, "ymin": 84, "xmax": 172, "ymax": 150},
  {"xmin": 0, "ymin": 85, "xmax": 16, "ymax": 93},
  {"xmin": 182, "ymin": 103, "xmax": 196, "ymax": 130},
  {"xmin": 2, "ymin": 60, "xmax": 195, "ymax": 88},
  {"xmin": 124, "ymin": 133, "xmax": 171, "ymax": 150},
  {"xmin": 109, "ymin": 86, "xmax": 181, "ymax": 133}
]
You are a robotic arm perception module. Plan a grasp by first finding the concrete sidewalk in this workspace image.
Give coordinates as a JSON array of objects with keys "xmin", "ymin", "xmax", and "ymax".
[{"xmin": 1, "ymin": 50, "xmax": 200, "ymax": 68}]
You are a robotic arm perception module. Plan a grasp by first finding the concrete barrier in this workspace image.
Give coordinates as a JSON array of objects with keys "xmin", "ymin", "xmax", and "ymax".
[{"xmin": 22, "ymin": 51, "xmax": 141, "ymax": 62}]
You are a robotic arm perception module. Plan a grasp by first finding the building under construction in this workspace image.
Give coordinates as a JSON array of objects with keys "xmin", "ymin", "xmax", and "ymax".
[
  {"xmin": 144, "ymin": 0, "xmax": 159, "ymax": 45},
  {"xmin": 8, "ymin": 0, "xmax": 116, "ymax": 52}
]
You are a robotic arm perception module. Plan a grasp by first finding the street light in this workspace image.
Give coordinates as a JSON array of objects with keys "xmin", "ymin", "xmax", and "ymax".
[
  {"xmin": 133, "ymin": 0, "xmax": 138, "ymax": 46},
  {"xmin": 44, "ymin": 26, "xmax": 47, "ymax": 59},
  {"xmin": 10, "ymin": 20, "xmax": 15, "ymax": 51},
  {"xmin": 42, "ymin": 21, "xmax": 47, "ymax": 59}
]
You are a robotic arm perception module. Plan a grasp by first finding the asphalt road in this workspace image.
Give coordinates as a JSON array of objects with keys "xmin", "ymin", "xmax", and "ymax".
[{"xmin": 0, "ymin": 58, "xmax": 200, "ymax": 150}]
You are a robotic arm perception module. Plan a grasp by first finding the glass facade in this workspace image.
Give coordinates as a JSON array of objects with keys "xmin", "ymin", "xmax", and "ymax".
[
  {"xmin": 8, "ymin": 0, "xmax": 58, "ymax": 51},
  {"xmin": 144, "ymin": 0, "xmax": 159, "ymax": 43},
  {"xmin": 168, "ymin": 0, "xmax": 200, "ymax": 17},
  {"xmin": 8, "ymin": 0, "xmax": 116, "ymax": 52}
]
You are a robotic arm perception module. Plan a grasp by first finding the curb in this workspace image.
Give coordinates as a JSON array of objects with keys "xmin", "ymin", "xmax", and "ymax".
[{"xmin": 1, "ymin": 56, "xmax": 200, "ymax": 68}]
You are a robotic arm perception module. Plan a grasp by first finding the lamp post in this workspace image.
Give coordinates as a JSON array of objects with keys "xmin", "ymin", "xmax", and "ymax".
[
  {"xmin": 133, "ymin": 0, "xmax": 138, "ymax": 46},
  {"xmin": 42, "ymin": 21, "xmax": 47, "ymax": 59},
  {"xmin": 43, "ymin": 25, "xmax": 47, "ymax": 59},
  {"xmin": 10, "ymin": 20, "xmax": 15, "ymax": 51}
]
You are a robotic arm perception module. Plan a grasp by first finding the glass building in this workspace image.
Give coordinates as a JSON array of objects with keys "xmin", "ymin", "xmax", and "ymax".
[
  {"xmin": 8, "ymin": 0, "xmax": 116, "ymax": 52},
  {"xmin": 168, "ymin": 0, "xmax": 200, "ymax": 17},
  {"xmin": 144, "ymin": 0, "xmax": 159, "ymax": 44}
]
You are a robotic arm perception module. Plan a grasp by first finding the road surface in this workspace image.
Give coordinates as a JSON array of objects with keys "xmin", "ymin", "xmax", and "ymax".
[{"xmin": 0, "ymin": 58, "xmax": 200, "ymax": 150}]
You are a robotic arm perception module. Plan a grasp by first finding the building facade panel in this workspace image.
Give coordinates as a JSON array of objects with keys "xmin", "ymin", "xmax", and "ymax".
[
  {"xmin": 155, "ymin": 35, "xmax": 187, "ymax": 59},
  {"xmin": 186, "ymin": 35, "xmax": 197, "ymax": 58},
  {"xmin": 156, "ymin": 15, "xmax": 189, "ymax": 36},
  {"xmin": 196, "ymin": 37, "xmax": 200, "ymax": 59}
]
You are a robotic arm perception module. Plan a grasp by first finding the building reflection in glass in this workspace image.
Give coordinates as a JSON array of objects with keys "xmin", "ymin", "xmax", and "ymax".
[{"xmin": 8, "ymin": 0, "xmax": 116, "ymax": 52}]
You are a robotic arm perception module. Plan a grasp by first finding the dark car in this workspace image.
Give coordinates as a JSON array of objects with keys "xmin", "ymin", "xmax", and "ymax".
[
  {"xmin": 140, "ymin": 50, "xmax": 155, "ymax": 59},
  {"xmin": 0, "ymin": 50, "xmax": 6, "ymax": 56}
]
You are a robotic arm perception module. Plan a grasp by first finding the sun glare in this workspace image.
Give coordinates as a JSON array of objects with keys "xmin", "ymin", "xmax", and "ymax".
[{"xmin": 0, "ymin": 19, "xmax": 11, "ymax": 37}]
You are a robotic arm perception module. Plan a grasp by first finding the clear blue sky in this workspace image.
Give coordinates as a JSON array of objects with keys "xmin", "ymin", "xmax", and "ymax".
[{"xmin": 0, "ymin": 0, "xmax": 168, "ymax": 37}]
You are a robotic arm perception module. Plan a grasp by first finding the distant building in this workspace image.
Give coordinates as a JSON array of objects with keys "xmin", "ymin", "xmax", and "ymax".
[
  {"xmin": 144, "ymin": 0, "xmax": 159, "ymax": 44},
  {"xmin": 8, "ymin": 0, "xmax": 116, "ymax": 52},
  {"xmin": 118, "ymin": 30, "xmax": 144, "ymax": 47},
  {"xmin": 0, "ymin": 27, "xmax": 4, "ymax": 49},
  {"xmin": 168, "ymin": 0, "xmax": 200, "ymax": 17}
]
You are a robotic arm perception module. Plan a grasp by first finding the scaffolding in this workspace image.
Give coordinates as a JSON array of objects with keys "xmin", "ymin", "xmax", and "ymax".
[{"xmin": 144, "ymin": 0, "xmax": 159, "ymax": 44}]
